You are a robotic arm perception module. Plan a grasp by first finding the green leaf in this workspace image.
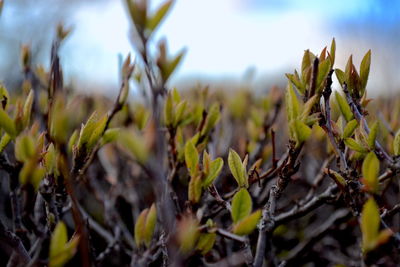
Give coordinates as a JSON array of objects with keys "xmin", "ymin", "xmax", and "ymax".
[
  {"xmin": 228, "ymin": 149, "xmax": 247, "ymax": 187},
  {"xmin": 362, "ymin": 152, "xmax": 379, "ymax": 193},
  {"xmin": 232, "ymin": 210, "xmax": 262, "ymax": 236},
  {"xmin": 300, "ymin": 95, "xmax": 318, "ymax": 121},
  {"xmin": 316, "ymin": 58, "xmax": 331, "ymax": 92},
  {"xmin": 335, "ymin": 91, "xmax": 353, "ymax": 122},
  {"xmin": 22, "ymin": 89, "xmax": 34, "ymax": 128},
  {"xmin": 330, "ymin": 38, "xmax": 336, "ymax": 65},
  {"xmin": 144, "ymin": 204, "xmax": 157, "ymax": 247},
  {"xmin": 68, "ymin": 130, "xmax": 79, "ymax": 153},
  {"xmin": 119, "ymin": 130, "xmax": 149, "ymax": 164},
  {"xmin": 0, "ymin": 133, "xmax": 11, "ymax": 153},
  {"xmin": 162, "ymin": 49, "xmax": 186, "ymax": 82},
  {"xmin": 45, "ymin": 143, "xmax": 57, "ymax": 174},
  {"xmin": 77, "ymin": 111, "xmax": 99, "ymax": 150},
  {"xmin": 285, "ymin": 83, "xmax": 299, "ymax": 122},
  {"xmin": 335, "ymin": 68, "xmax": 346, "ymax": 87},
  {"xmin": 327, "ymin": 169, "xmax": 347, "ymax": 188},
  {"xmin": 361, "ymin": 198, "xmax": 380, "ymax": 253},
  {"xmin": 164, "ymin": 93, "xmax": 173, "ymax": 126},
  {"xmin": 147, "ymin": 0, "xmax": 173, "ymax": 32},
  {"xmin": 173, "ymin": 100, "xmax": 187, "ymax": 127},
  {"xmin": 102, "ymin": 128, "xmax": 120, "ymax": 145},
  {"xmin": 291, "ymin": 120, "xmax": 312, "ymax": 146},
  {"xmin": 360, "ymin": 50, "xmax": 371, "ymax": 94},
  {"xmin": 285, "ymin": 73, "xmax": 305, "ymax": 94},
  {"xmin": 301, "ymin": 49, "xmax": 312, "ymax": 83},
  {"xmin": 342, "ymin": 119, "xmax": 358, "ymax": 138},
  {"xmin": 15, "ymin": 134, "xmax": 35, "ymax": 162},
  {"xmin": 196, "ymin": 233, "xmax": 216, "ymax": 255},
  {"xmin": 50, "ymin": 222, "xmax": 68, "ymax": 260},
  {"xmin": 231, "ymin": 188, "xmax": 252, "ymax": 223},
  {"xmin": 87, "ymin": 114, "xmax": 108, "ymax": 150},
  {"xmin": 0, "ymin": 108, "xmax": 16, "ymax": 137},
  {"xmin": 135, "ymin": 208, "xmax": 148, "ymax": 246},
  {"xmin": 188, "ymin": 175, "xmax": 202, "ymax": 203},
  {"xmin": 367, "ymin": 121, "xmax": 379, "ymax": 149},
  {"xmin": 49, "ymin": 221, "xmax": 79, "ymax": 267},
  {"xmin": 201, "ymin": 103, "xmax": 221, "ymax": 137},
  {"xmin": 344, "ymin": 138, "xmax": 368, "ymax": 153},
  {"xmin": 178, "ymin": 216, "xmax": 199, "ymax": 254},
  {"xmin": 203, "ymin": 157, "xmax": 223, "ymax": 188},
  {"xmin": 185, "ymin": 140, "xmax": 199, "ymax": 177},
  {"xmin": 394, "ymin": 130, "xmax": 400, "ymax": 156}
]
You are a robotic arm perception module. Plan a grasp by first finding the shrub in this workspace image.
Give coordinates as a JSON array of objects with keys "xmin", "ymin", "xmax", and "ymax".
[{"xmin": 1, "ymin": 1, "xmax": 400, "ymax": 266}]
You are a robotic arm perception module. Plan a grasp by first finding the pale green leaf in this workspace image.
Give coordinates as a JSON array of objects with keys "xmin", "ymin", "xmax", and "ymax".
[
  {"xmin": 232, "ymin": 210, "xmax": 262, "ymax": 236},
  {"xmin": 185, "ymin": 140, "xmax": 199, "ymax": 177},
  {"xmin": 335, "ymin": 91, "xmax": 353, "ymax": 122},
  {"xmin": 367, "ymin": 121, "xmax": 379, "ymax": 149},
  {"xmin": 196, "ymin": 233, "xmax": 216, "ymax": 255},
  {"xmin": 342, "ymin": 119, "xmax": 358, "ymax": 138},
  {"xmin": 0, "ymin": 108, "xmax": 16, "ymax": 137},
  {"xmin": 344, "ymin": 138, "xmax": 368, "ymax": 153},
  {"xmin": 361, "ymin": 198, "xmax": 380, "ymax": 253},
  {"xmin": 203, "ymin": 157, "xmax": 223, "ymax": 188},
  {"xmin": 228, "ymin": 149, "xmax": 246, "ymax": 187},
  {"xmin": 144, "ymin": 204, "xmax": 157, "ymax": 247},
  {"xmin": 231, "ymin": 188, "xmax": 252, "ymax": 223},
  {"xmin": 362, "ymin": 152, "xmax": 379, "ymax": 193}
]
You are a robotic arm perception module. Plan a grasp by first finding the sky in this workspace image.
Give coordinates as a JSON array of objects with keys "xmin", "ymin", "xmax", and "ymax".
[{"xmin": 1, "ymin": 0, "xmax": 400, "ymax": 94}]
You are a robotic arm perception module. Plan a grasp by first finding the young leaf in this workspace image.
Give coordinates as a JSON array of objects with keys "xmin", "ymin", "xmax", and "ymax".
[
  {"xmin": 335, "ymin": 91, "xmax": 353, "ymax": 122},
  {"xmin": 232, "ymin": 210, "xmax": 262, "ymax": 236},
  {"xmin": 362, "ymin": 152, "xmax": 379, "ymax": 193},
  {"xmin": 330, "ymin": 38, "xmax": 336, "ymax": 65},
  {"xmin": 203, "ymin": 157, "xmax": 223, "ymax": 188},
  {"xmin": 316, "ymin": 58, "xmax": 331, "ymax": 92},
  {"xmin": 0, "ymin": 133, "xmax": 11, "ymax": 153},
  {"xmin": 135, "ymin": 208, "xmax": 148, "ymax": 246},
  {"xmin": 361, "ymin": 198, "xmax": 380, "ymax": 253},
  {"xmin": 342, "ymin": 119, "xmax": 358, "ymax": 139},
  {"xmin": 292, "ymin": 120, "xmax": 312, "ymax": 146},
  {"xmin": 367, "ymin": 121, "xmax": 379, "ymax": 149},
  {"xmin": 87, "ymin": 114, "xmax": 108, "ymax": 150},
  {"xmin": 201, "ymin": 103, "xmax": 220, "ymax": 137},
  {"xmin": 119, "ymin": 130, "xmax": 149, "ymax": 164},
  {"xmin": 22, "ymin": 89, "xmax": 34, "ymax": 128},
  {"xmin": 147, "ymin": 0, "xmax": 173, "ymax": 32},
  {"xmin": 49, "ymin": 221, "xmax": 79, "ymax": 267},
  {"xmin": 50, "ymin": 222, "xmax": 68, "ymax": 260},
  {"xmin": 360, "ymin": 50, "xmax": 371, "ymax": 94},
  {"xmin": 344, "ymin": 138, "xmax": 368, "ymax": 153},
  {"xmin": 15, "ymin": 134, "xmax": 35, "ymax": 162},
  {"xmin": 0, "ymin": 108, "xmax": 16, "ymax": 137},
  {"xmin": 335, "ymin": 69, "xmax": 346, "ymax": 87},
  {"xmin": 196, "ymin": 233, "xmax": 216, "ymax": 255},
  {"xmin": 164, "ymin": 93, "xmax": 173, "ymax": 126},
  {"xmin": 185, "ymin": 140, "xmax": 199, "ymax": 177},
  {"xmin": 178, "ymin": 216, "xmax": 199, "ymax": 254},
  {"xmin": 228, "ymin": 149, "xmax": 247, "ymax": 187},
  {"xmin": 144, "ymin": 204, "xmax": 157, "ymax": 247},
  {"xmin": 77, "ymin": 111, "xmax": 99, "ymax": 150},
  {"xmin": 188, "ymin": 175, "xmax": 202, "ymax": 204},
  {"xmin": 285, "ymin": 83, "xmax": 299, "ymax": 122},
  {"xmin": 102, "ymin": 128, "xmax": 120, "ymax": 145},
  {"xmin": 231, "ymin": 188, "xmax": 252, "ymax": 223},
  {"xmin": 394, "ymin": 130, "xmax": 400, "ymax": 156},
  {"xmin": 285, "ymin": 73, "xmax": 305, "ymax": 94}
]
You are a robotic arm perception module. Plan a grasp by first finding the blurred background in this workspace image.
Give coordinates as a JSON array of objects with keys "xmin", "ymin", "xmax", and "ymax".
[{"xmin": 0, "ymin": 0, "xmax": 399, "ymax": 95}]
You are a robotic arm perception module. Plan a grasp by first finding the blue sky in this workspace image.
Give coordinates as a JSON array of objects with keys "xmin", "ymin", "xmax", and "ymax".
[{"xmin": 2, "ymin": 0, "xmax": 400, "ymax": 94}]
